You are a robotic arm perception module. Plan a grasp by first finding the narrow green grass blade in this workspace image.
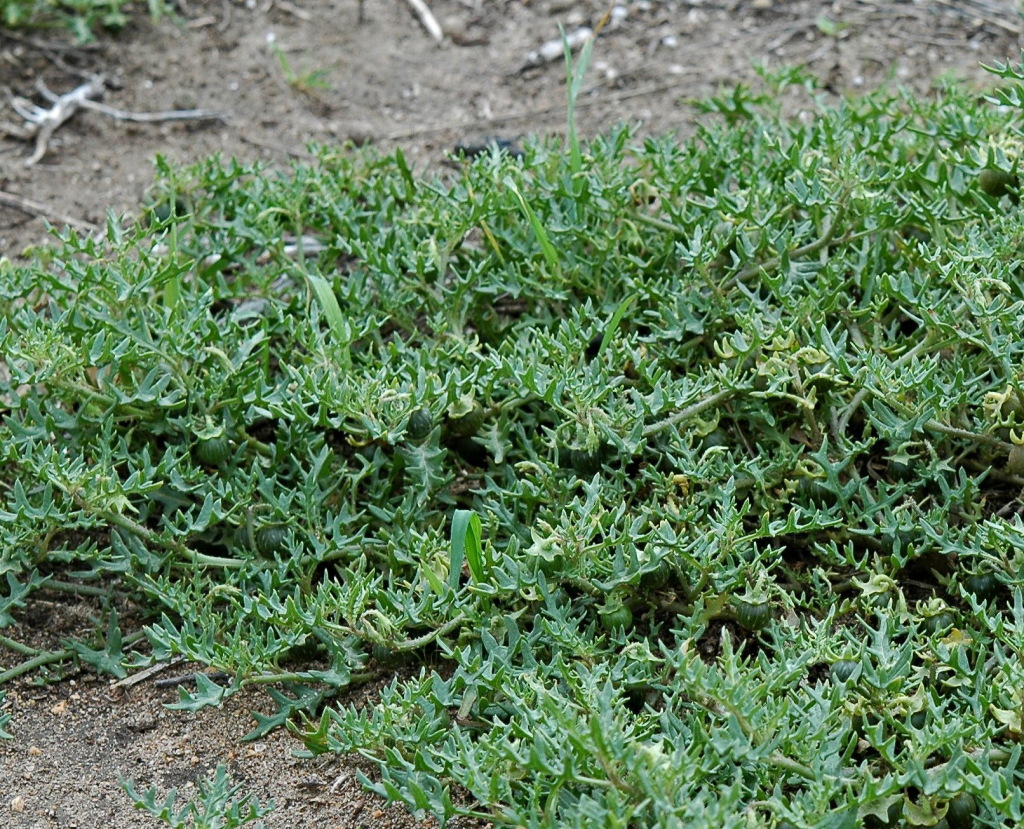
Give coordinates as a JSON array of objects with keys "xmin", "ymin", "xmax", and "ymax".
[
  {"xmin": 598, "ymin": 293, "xmax": 638, "ymax": 359},
  {"xmin": 448, "ymin": 512, "xmax": 466, "ymax": 590},
  {"xmin": 563, "ymin": 25, "xmax": 596, "ymax": 175},
  {"xmin": 394, "ymin": 147, "xmax": 416, "ymax": 200},
  {"xmin": 505, "ymin": 177, "xmax": 560, "ymax": 275},
  {"xmin": 563, "ymin": 12, "xmax": 604, "ymax": 175},
  {"xmin": 307, "ymin": 274, "xmax": 352, "ymax": 370},
  {"xmin": 451, "ymin": 509, "xmax": 485, "ymax": 585},
  {"xmin": 562, "ymin": 25, "xmax": 582, "ymax": 174},
  {"xmin": 164, "ymin": 275, "xmax": 181, "ymax": 309}
]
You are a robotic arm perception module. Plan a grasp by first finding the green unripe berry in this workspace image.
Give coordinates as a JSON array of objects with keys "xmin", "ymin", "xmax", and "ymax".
[
  {"xmin": 946, "ymin": 792, "xmax": 977, "ymax": 829},
  {"xmin": 831, "ymin": 659, "xmax": 859, "ymax": 683},
  {"xmin": 406, "ymin": 408, "xmax": 434, "ymax": 442},
  {"xmin": 569, "ymin": 447, "xmax": 604, "ymax": 477},
  {"xmin": 963, "ymin": 572, "xmax": 999, "ymax": 602},
  {"xmin": 979, "ymin": 168, "xmax": 1016, "ymax": 197},
  {"xmin": 255, "ymin": 524, "xmax": 289, "ymax": 556},
  {"xmin": 195, "ymin": 434, "xmax": 231, "ymax": 466},
  {"xmin": 446, "ymin": 402, "xmax": 485, "ymax": 438},
  {"xmin": 734, "ymin": 599, "xmax": 773, "ymax": 631},
  {"xmin": 1007, "ymin": 444, "xmax": 1024, "ymax": 475},
  {"xmin": 924, "ymin": 611, "xmax": 955, "ymax": 635},
  {"xmin": 599, "ymin": 603, "xmax": 633, "ymax": 632}
]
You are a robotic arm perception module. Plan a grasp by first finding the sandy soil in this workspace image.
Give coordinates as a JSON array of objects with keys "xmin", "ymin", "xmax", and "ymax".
[{"xmin": 1, "ymin": 1, "xmax": 1023, "ymax": 826}]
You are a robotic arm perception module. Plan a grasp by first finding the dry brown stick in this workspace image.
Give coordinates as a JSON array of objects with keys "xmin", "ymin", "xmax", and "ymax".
[
  {"xmin": 238, "ymin": 132, "xmax": 316, "ymax": 158},
  {"xmin": 20, "ymin": 40, "xmax": 98, "ymax": 81},
  {"xmin": 0, "ymin": 188, "xmax": 99, "ymax": 232},
  {"xmin": 0, "ymin": 30, "xmax": 103, "ymax": 74},
  {"xmin": 109, "ymin": 657, "xmax": 184, "ymax": 690},
  {"xmin": 153, "ymin": 669, "xmax": 231, "ymax": 688},
  {"xmin": 763, "ymin": 23, "xmax": 812, "ymax": 53},
  {"xmin": 386, "ymin": 15, "xmax": 793, "ymax": 142},
  {"xmin": 271, "ymin": 0, "xmax": 311, "ymax": 20},
  {"xmin": 929, "ymin": 0, "xmax": 1020, "ymax": 33},
  {"xmin": 854, "ymin": 4, "xmax": 1016, "ymax": 38}
]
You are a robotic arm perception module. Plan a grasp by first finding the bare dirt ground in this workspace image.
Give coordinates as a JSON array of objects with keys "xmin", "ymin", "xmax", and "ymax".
[{"xmin": 1, "ymin": 1, "xmax": 1023, "ymax": 827}]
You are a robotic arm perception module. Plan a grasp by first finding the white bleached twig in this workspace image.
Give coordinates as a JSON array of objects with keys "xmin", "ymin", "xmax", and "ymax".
[
  {"xmin": 0, "ymin": 187, "xmax": 98, "ymax": 231},
  {"xmin": 78, "ymin": 98, "xmax": 229, "ymax": 124},
  {"xmin": 402, "ymin": 0, "xmax": 444, "ymax": 43},
  {"xmin": 9, "ymin": 74, "xmax": 229, "ymax": 166},
  {"xmin": 11, "ymin": 74, "xmax": 105, "ymax": 166}
]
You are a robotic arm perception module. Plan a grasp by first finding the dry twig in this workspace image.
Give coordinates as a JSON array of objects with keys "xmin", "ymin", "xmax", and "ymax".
[
  {"xmin": 8, "ymin": 74, "xmax": 229, "ymax": 166},
  {"xmin": 77, "ymin": 98, "xmax": 228, "ymax": 124},
  {"xmin": 153, "ymin": 669, "xmax": 231, "ymax": 688},
  {"xmin": 11, "ymin": 74, "xmax": 105, "ymax": 165},
  {"xmin": 109, "ymin": 658, "xmax": 183, "ymax": 690},
  {"xmin": 928, "ymin": 0, "xmax": 1020, "ymax": 34},
  {"xmin": 271, "ymin": 0, "xmax": 311, "ymax": 21},
  {"xmin": 0, "ymin": 188, "xmax": 98, "ymax": 232},
  {"xmin": 403, "ymin": 0, "xmax": 443, "ymax": 43}
]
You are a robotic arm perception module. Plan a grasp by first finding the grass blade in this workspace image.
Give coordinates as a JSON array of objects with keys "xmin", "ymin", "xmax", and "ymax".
[
  {"xmin": 307, "ymin": 273, "xmax": 352, "ymax": 370},
  {"xmin": 505, "ymin": 177, "xmax": 560, "ymax": 275},
  {"xmin": 451, "ymin": 509, "xmax": 486, "ymax": 585},
  {"xmin": 598, "ymin": 293, "xmax": 638, "ymax": 359},
  {"xmin": 563, "ymin": 11, "xmax": 607, "ymax": 174}
]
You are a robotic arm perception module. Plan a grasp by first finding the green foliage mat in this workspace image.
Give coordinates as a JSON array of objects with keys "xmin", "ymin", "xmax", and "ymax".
[
  {"xmin": 1, "ymin": 0, "xmax": 164, "ymax": 41},
  {"xmin": 5, "ymin": 66, "xmax": 1024, "ymax": 827}
]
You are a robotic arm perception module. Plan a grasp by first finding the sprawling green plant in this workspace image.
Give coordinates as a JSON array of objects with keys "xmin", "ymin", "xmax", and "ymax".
[
  {"xmin": 123, "ymin": 763, "xmax": 273, "ymax": 828},
  {"xmin": 0, "ymin": 691, "xmax": 10, "ymax": 739},
  {"xmin": 5, "ymin": 60, "xmax": 1024, "ymax": 826},
  {"xmin": 0, "ymin": 0, "xmax": 165, "ymax": 41}
]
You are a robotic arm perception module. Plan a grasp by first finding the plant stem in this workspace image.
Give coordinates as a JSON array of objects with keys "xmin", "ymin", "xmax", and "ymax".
[
  {"xmin": 836, "ymin": 298, "xmax": 970, "ymax": 438},
  {"xmin": 836, "ymin": 333, "xmax": 946, "ymax": 437},
  {"xmin": 643, "ymin": 388, "xmax": 735, "ymax": 438},
  {"xmin": 244, "ymin": 669, "xmax": 375, "ymax": 687},
  {"xmin": 921, "ymin": 419, "xmax": 1013, "ymax": 450},
  {"xmin": 0, "ymin": 646, "xmax": 75, "ymax": 684},
  {"xmin": 729, "ymin": 206, "xmax": 845, "ymax": 286},
  {"xmin": 455, "ymin": 807, "xmax": 520, "ymax": 825},
  {"xmin": 393, "ymin": 614, "xmax": 469, "ymax": 653},
  {"xmin": 99, "ymin": 507, "xmax": 246, "ymax": 569},
  {"xmin": 0, "ymin": 633, "xmax": 41, "ymax": 657},
  {"xmin": 44, "ymin": 579, "xmax": 115, "ymax": 598},
  {"xmin": 59, "ymin": 487, "xmax": 246, "ymax": 570},
  {"xmin": 688, "ymin": 686, "xmax": 823, "ymax": 783},
  {"xmin": 767, "ymin": 752, "xmax": 820, "ymax": 782},
  {"xmin": 632, "ymin": 213, "xmax": 689, "ymax": 235}
]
